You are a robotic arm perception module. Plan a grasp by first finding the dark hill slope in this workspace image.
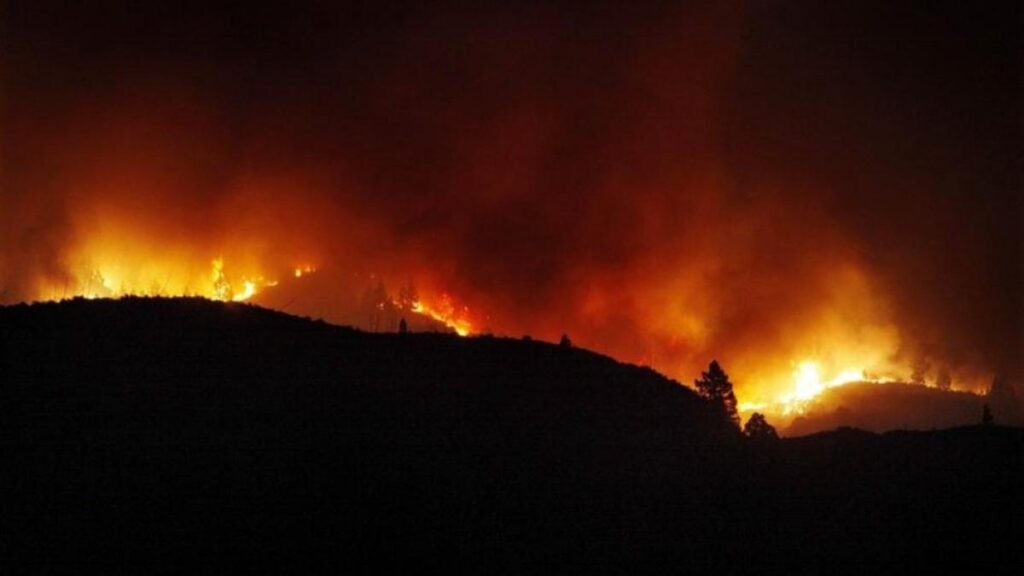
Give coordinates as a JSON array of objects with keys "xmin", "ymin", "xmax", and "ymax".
[
  {"xmin": 1, "ymin": 297, "xmax": 736, "ymax": 568},
  {"xmin": 0, "ymin": 298, "xmax": 1021, "ymax": 571},
  {"xmin": 766, "ymin": 427, "xmax": 1024, "ymax": 566}
]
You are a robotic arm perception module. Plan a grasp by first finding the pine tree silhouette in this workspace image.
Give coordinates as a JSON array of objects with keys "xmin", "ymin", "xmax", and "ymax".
[{"xmin": 694, "ymin": 360, "xmax": 739, "ymax": 428}]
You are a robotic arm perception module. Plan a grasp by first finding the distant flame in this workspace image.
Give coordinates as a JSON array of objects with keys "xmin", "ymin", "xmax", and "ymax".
[
  {"xmin": 234, "ymin": 280, "xmax": 259, "ymax": 302},
  {"xmin": 740, "ymin": 358, "xmax": 898, "ymax": 417},
  {"xmin": 777, "ymin": 360, "xmax": 865, "ymax": 414},
  {"xmin": 31, "ymin": 253, "xmax": 318, "ymax": 305},
  {"xmin": 409, "ymin": 297, "xmax": 474, "ymax": 336},
  {"xmin": 199, "ymin": 258, "xmax": 270, "ymax": 302}
]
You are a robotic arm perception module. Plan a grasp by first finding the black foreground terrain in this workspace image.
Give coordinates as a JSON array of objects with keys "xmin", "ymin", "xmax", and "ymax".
[{"xmin": 1, "ymin": 298, "xmax": 1020, "ymax": 571}]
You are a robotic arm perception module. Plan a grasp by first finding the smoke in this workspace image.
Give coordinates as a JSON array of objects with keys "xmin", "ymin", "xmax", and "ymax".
[{"xmin": 2, "ymin": 2, "xmax": 1020, "ymax": 405}]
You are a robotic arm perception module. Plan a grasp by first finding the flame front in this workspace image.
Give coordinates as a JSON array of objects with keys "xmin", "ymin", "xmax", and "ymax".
[
  {"xmin": 410, "ymin": 298, "xmax": 474, "ymax": 337},
  {"xmin": 775, "ymin": 361, "xmax": 877, "ymax": 414},
  {"xmin": 31, "ymin": 243, "xmax": 477, "ymax": 337},
  {"xmin": 739, "ymin": 356, "xmax": 905, "ymax": 420},
  {"xmin": 35, "ymin": 251, "xmax": 309, "ymax": 305}
]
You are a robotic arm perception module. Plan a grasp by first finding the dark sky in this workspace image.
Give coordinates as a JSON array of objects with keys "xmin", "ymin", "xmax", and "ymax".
[{"xmin": 2, "ymin": 1, "xmax": 1020, "ymax": 398}]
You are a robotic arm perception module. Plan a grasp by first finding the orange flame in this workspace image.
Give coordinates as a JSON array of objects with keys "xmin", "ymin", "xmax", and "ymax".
[
  {"xmin": 31, "ymin": 254, "xmax": 320, "ymax": 305},
  {"xmin": 408, "ymin": 295, "xmax": 474, "ymax": 336}
]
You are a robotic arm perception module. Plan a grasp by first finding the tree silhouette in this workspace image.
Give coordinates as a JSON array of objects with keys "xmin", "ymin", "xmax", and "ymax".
[
  {"xmin": 559, "ymin": 334, "xmax": 572, "ymax": 348},
  {"xmin": 399, "ymin": 318, "xmax": 408, "ymax": 334},
  {"xmin": 911, "ymin": 357, "xmax": 930, "ymax": 386},
  {"xmin": 935, "ymin": 368, "xmax": 951, "ymax": 391},
  {"xmin": 981, "ymin": 403, "xmax": 994, "ymax": 426},
  {"xmin": 986, "ymin": 375, "xmax": 1021, "ymax": 425},
  {"xmin": 694, "ymin": 360, "xmax": 739, "ymax": 428},
  {"xmin": 743, "ymin": 412, "xmax": 778, "ymax": 442}
]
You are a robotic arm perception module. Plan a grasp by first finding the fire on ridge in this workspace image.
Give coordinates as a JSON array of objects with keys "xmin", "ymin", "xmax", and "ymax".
[
  {"xmin": 31, "ymin": 255, "xmax": 475, "ymax": 338},
  {"xmin": 24, "ymin": 246, "xmax": 957, "ymax": 425}
]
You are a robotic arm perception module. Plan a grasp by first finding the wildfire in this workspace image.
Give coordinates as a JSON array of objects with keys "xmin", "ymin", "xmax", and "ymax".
[
  {"xmin": 31, "ymin": 245, "xmax": 479, "ymax": 337},
  {"xmin": 34, "ymin": 256, "xmax": 318, "ymax": 305},
  {"xmin": 740, "ymin": 358, "xmax": 900, "ymax": 417},
  {"xmin": 410, "ymin": 297, "xmax": 474, "ymax": 336},
  {"xmin": 776, "ymin": 360, "xmax": 867, "ymax": 413},
  {"xmin": 234, "ymin": 280, "xmax": 259, "ymax": 302}
]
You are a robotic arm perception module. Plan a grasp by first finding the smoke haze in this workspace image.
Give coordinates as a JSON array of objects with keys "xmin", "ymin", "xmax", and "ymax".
[{"xmin": 2, "ymin": 1, "xmax": 1020, "ymax": 409}]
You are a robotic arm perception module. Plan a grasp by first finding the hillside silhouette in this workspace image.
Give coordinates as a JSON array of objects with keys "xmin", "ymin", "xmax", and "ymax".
[{"xmin": 1, "ymin": 298, "xmax": 1021, "ymax": 571}]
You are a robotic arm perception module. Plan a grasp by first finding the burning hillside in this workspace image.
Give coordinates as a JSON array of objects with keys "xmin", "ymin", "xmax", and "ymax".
[{"xmin": 1, "ymin": 2, "xmax": 1019, "ymax": 429}]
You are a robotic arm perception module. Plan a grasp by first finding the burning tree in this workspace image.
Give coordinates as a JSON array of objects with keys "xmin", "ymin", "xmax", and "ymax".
[
  {"xmin": 397, "ymin": 280, "xmax": 419, "ymax": 312},
  {"xmin": 911, "ymin": 357, "xmax": 930, "ymax": 386},
  {"xmin": 694, "ymin": 360, "xmax": 740, "ymax": 429}
]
